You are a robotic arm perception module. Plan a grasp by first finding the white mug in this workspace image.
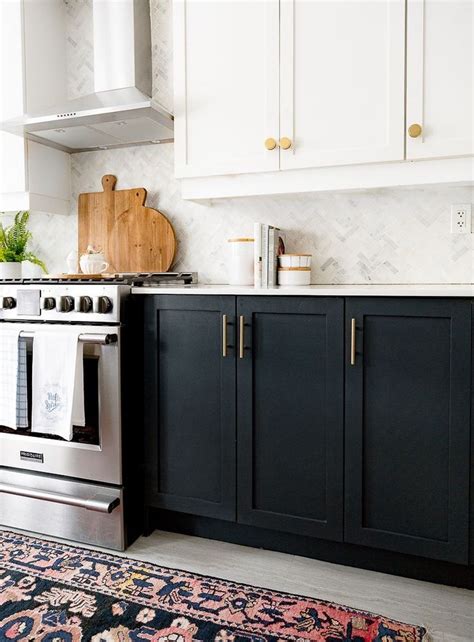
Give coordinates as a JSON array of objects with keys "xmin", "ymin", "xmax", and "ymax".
[{"xmin": 79, "ymin": 254, "xmax": 109, "ymax": 274}]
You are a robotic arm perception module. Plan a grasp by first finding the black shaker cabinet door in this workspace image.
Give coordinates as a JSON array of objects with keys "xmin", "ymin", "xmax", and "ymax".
[
  {"xmin": 345, "ymin": 298, "xmax": 471, "ymax": 563},
  {"xmin": 237, "ymin": 296, "xmax": 344, "ymax": 540},
  {"xmin": 143, "ymin": 295, "xmax": 236, "ymax": 521}
]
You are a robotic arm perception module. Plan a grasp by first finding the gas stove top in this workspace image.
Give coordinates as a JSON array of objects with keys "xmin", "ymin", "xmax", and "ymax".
[
  {"xmin": 0, "ymin": 272, "xmax": 198, "ymax": 323},
  {"xmin": 0, "ymin": 272, "xmax": 198, "ymax": 286}
]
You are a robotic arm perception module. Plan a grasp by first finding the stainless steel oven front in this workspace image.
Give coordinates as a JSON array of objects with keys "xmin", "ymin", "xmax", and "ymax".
[
  {"xmin": 0, "ymin": 282, "xmax": 132, "ymax": 550},
  {"xmin": 0, "ymin": 322, "xmax": 122, "ymax": 485}
]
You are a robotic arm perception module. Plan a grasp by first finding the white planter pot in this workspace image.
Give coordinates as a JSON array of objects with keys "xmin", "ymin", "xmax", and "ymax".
[
  {"xmin": 22, "ymin": 260, "xmax": 43, "ymax": 279},
  {"xmin": 0, "ymin": 262, "xmax": 22, "ymax": 280}
]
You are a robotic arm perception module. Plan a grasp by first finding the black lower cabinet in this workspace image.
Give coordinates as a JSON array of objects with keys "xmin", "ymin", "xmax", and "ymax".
[
  {"xmin": 471, "ymin": 305, "xmax": 474, "ymax": 565},
  {"xmin": 143, "ymin": 295, "xmax": 236, "ymax": 521},
  {"xmin": 345, "ymin": 298, "xmax": 472, "ymax": 564},
  {"xmin": 143, "ymin": 294, "xmax": 473, "ymax": 575},
  {"xmin": 236, "ymin": 297, "xmax": 344, "ymax": 540}
]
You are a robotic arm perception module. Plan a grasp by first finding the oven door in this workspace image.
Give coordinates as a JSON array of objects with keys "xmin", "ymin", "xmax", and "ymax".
[{"xmin": 0, "ymin": 323, "xmax": 122, "ymax": 485}]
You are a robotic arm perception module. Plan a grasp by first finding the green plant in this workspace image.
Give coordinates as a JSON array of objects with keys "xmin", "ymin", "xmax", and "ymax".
[{"xmin": 0, "ymin": 211, "xmax": 47, "ymax": 272}]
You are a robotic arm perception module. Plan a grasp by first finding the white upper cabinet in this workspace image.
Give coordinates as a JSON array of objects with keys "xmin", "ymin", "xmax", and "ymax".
[
  {"xmin": 279, "ymin": 0, "xmax": 405, "ymax": 170},
  {"xmin": 174, "ymin": 0, "xmax": 473, "ymax": 198},
  {"xmin": 173, "ymin": 0, "xmax": 279, "ymax": 178},
  {"xmin": 0, "ymin": 0, "xmax": 70, "ymax": 214},
  {"xmin": 406, "ymin": 0, "xmax": 474, "ymax": 159}
]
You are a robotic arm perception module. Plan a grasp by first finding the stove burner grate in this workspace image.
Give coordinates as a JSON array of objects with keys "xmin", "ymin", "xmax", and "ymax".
[{"xmin": 0, "ymin": 272, "xmax": 198, "ymax": 286}]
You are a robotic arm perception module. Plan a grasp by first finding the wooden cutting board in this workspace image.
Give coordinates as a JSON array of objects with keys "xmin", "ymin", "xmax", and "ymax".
[{"xmin": 78, "ymin": 175, "xmax": 176, "ymax": 273}]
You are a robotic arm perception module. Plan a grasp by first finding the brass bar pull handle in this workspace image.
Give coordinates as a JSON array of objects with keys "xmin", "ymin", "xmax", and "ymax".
[
  {"xmin": 239, "ymin": 315, "xmax": 245, "ymax": 359},
  {"xmin": 350, "ymin": 318, "xmax": 356, "ymax": 366},
  {"xmin": 222, "ymin": 314, "xmax": 228, "ymax": 357}
]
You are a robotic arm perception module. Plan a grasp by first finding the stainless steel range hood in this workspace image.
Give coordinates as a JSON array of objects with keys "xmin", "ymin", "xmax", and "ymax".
[
  {"xmin": 18, "ymin": 87, "xmax": 174, "ymax": 153},
  {"xmin": 2, "ymin": 0, "xmax": 173, "ymax": 153}
]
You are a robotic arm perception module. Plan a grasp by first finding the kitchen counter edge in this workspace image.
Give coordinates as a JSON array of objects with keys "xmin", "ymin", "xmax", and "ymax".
[{"xmin": 131, "ymin": 284, "xmax": 474, "ymax": 297}]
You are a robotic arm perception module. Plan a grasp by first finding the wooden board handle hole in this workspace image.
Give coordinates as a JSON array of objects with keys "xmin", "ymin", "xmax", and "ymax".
[{"xmin": 102, "ymin": 175, "xmax": 117, "ymax": 191}]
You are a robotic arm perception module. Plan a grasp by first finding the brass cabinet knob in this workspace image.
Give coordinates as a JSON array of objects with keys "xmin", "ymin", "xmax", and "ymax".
[
  {"xmin": 264, "ymin": 137, "xmax": 277, "ymax": 150},
  {"xmin": 279, "ymin": 137, "xmax": 292, "ymax": 150},
  {"xmin": 408, "ymin": 123, "xmax": 422, "ymax": 138}
]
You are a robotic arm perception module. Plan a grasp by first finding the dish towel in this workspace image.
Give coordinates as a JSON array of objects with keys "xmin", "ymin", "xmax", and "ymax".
[
  {"xmin": 16, "ymin": 337, "xmax": 28, "ymax": 428},
  {"xmin": 72, "ymin": 340, "xmax": 85, "ymax": 427},
  {"xmin": 32, "ymin": 329, "xmax": 85, "ymax": 441},
  {"xmin": 0, "ymin": 327, "xmax": 28, "ymax": 429}
]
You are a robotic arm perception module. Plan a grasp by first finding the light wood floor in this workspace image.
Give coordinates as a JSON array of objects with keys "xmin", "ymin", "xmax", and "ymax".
[
  {"xmin": 3, "ymin": 528, "xmax": 474, "ymax": 641},
  {"xmin": 127, "ymin": 531, "xmax": 473, "ymax": 642}
]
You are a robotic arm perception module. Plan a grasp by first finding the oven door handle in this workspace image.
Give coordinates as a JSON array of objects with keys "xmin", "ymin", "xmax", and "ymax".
[
  {"xmin": 0, "ymin": 482, "xmax": 120, "ymax": 514},
  {"xmin": 18, "ymin": 332, "xmax": 118, "ymax": 345}
]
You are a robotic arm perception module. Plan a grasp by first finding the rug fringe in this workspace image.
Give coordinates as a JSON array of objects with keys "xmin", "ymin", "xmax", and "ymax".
[{"xmin": 420, "ymin": 626, "xmax": 432, "ymax": 642}]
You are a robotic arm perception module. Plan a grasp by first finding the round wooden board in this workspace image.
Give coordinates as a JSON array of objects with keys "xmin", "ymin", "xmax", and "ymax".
[
  {"xmin": 108, "ymin": 199, "xmax": 176, "ymax": 273},
  {"xmin": 79, "ymin": 176, "xmax": 176, "ymax": 273}
]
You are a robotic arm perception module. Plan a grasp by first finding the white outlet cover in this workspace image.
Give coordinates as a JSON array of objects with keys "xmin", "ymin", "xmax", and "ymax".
[{"xmin": 450, "ymin": 204, "xmax": 472, "ymax": 234}]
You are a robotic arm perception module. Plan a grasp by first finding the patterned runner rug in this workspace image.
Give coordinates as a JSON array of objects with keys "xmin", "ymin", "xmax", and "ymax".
[{"xmin": 0, "ymin": 530, "xmax": 426, "ymax": 641}]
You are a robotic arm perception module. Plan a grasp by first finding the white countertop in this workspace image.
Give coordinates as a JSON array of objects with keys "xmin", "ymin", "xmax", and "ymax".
[{"xmin": 132, "ymin": 284, "xmax": 474, "ymax": 297}]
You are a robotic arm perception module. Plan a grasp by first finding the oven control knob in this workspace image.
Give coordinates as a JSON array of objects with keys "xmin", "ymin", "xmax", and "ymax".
[
  {"xmin": 57, "ymin": 295, "xmax": 75, "ymax": 313},
  {"xmin": 2, "ymin": 296, "xmax": 16, "ymax": 309},
  {"xmin": 43, "ymin": 297, "xmax": 56, "ymax": 310},
  {"xmin": 98, "ymin": 296, "xmax": 113, "ymax": 314},
  {"xmin": 80, "ymin": 296, "xmax": 93, "ymax": 313}
]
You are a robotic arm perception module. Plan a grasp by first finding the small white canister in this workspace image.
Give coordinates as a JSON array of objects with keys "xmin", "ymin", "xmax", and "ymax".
[
  {"xmin": 277, "ymin": 267, "xmax": 311, "ymax": 286},
  {"xmin": 278, "ymin": 254, "xmax": 312, "ymax": 269},
  {"xmin": 227, "ymin": 237, "xmax": 254, "ymax": 285}
]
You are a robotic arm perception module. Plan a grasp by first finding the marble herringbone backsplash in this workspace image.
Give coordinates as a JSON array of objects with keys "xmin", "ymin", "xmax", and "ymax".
[
  {"xmin": 29, "ymin": 143, "xmax": 473, "ymax": 284},
  {"xmin": 26, "ymin": 0, "xmax": 473, "ymax": 283}
]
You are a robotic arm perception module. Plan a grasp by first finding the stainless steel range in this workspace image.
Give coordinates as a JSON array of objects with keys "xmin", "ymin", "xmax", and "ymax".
[{"xmin": 0, "ymin": 272, "xmax": 197, "ymax": 550}]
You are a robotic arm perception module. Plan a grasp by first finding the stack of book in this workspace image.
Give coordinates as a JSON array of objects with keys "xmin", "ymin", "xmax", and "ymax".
[{"xmin": 253, "ymin": 223, "xmax": 280, "ymax": 288}]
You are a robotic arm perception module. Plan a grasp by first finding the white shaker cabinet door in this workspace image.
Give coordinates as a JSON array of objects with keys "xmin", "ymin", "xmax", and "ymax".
[
  {"xmin": 279, "ymin": 0, "xmax": 405, "ymax": 170},
  {"xmin": 406, "ymin": 0, "xmax": 474, "ymax": 159},
  {"xmin": 0, "ymin": 0, "xmax": 70, "ymax": 214},
  {"xmin": 174, "ymin": 0, "xmax": 280, "ymax": 178}
]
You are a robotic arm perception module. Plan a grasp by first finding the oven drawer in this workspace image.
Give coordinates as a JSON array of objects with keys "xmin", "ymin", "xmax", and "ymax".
[{"xmin": 0, "ymin": 467, "xmax": 125, "ymax": 550}]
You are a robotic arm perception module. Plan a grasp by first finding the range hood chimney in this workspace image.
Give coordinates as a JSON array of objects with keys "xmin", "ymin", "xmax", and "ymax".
[{"xmin": 2, "ymin": 0, "xmax": 173, "ymax": 153}]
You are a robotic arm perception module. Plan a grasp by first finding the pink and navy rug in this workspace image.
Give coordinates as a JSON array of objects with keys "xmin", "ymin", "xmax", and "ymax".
[{"xmin": 0, "ymin": 530, "xmax": 426, "ymax": 641}]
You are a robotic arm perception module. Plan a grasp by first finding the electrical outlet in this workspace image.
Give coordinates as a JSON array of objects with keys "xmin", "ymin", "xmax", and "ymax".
[{"xmin": 450, "ymin": 204, "xmax": 472, "ymax": 234}]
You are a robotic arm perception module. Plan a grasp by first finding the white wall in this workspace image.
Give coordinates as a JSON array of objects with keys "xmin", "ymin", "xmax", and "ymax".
[{"xmin": 23, "ymin": 1, "xmax": 474, "ymax": 283}]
